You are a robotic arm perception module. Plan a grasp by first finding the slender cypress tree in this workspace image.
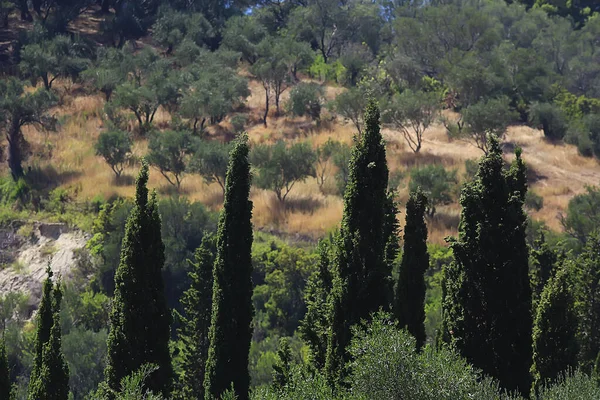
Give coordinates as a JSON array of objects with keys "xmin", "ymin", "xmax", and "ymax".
[
  {"xmin": 299, "ymin": 238, "xmax": 334, "ymax": 372},
  {"xmin": 204, "ymin": 134, "xmax": 254, "ymax": 400},
  {"xmin": 531, "ymin": 265, "xmax": 578, "ymax": 394},
  {"xmin": 0, "ymin": 335, "xmax": 11, "ymax": 400},
  {"xmin": 27, "ymin": 310, "xmax": 70, "ymax": 400},
  {"xmin": 104, "ymin": 161, "xmax": 173, "ymax": 397},
  {"xmin": 441, "ymin": 137, "xmax": 532, "ymax": 395},
  {"xmin": 395, "ymin": 188, "xmax": 429, "ymax": 350},
  {"xmin": 530, "ymin": 231, "xmax": 558, "ymax": 309},
  {"xmin": 30, "ymin": 266, "xmax": 55, "ymax": 382},
  {"xmin": 574, "ymin": 232, "xmax": 600, "ymax": 372},
  {"xmin": 325, "ymin": 99, "xmax": 393, "ymax": 384},
  {"xmin": 272, "ymin": 337, "xmax": 292, "ymax": 390},
  {"xmin": 179, "ymin": 234, "xmax": 215, "ymax": 400}
]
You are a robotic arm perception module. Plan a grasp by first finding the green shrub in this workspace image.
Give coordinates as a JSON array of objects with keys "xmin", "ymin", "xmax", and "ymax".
[
  {"xmin": 409, "ymin": 165, "xmax": 457, "ymax": 217},
  {"xmin": 526, "ymin": 190, "xmax": 544, "ymax": 211},
  {"xmin": 528, "ymin": 103, "xmax": 567, "ymax": 140},
  {"xmin": 287, "ymin": 83, "xmax": 324, "ymax": 122}
]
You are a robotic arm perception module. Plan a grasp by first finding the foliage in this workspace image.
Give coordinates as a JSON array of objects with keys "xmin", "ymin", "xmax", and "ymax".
[
  {"xmin": 251, "ymin": 141, "xmax": 316, "ymax": 204},
  {"xmin": 525, "ymin": 190, "xmax": 544, "ymax": 211},
  {"xmin": 204, "ymin": 134, "xmax": 254, "ymax": 400},
  {"xmin": 189, "ymin": 140, "xmax": 232, "ymax": 196},
  {"xmin": 458, "ymin": 97, "xmax": 516, "ymax": 154},
  {"xmin": 315, "ymin": 139, "xmax": 348, "ymax": 194},
  {"xmin": 531, "ymin": 265, "xmax": 578, "ymax": 394},
  {"xmin": 530, "ymin": 231, "xmax": 558, "ymax": 308},
  {"xmin": 560, "ymin": 185, "xmax": 600, "ymax": 243},
  {"xmin": 331, "ymin": 143, "xmax": 353, "ymax": 196},
  {"xmin": 271, "ymin": 337, "xmax": 292, "ymax": 390},
  {"xmin": 152, "ymin": 7, "xmax": 213, "ymax": 53},
  {"xmin": 147, "ymin": 130, "xmax": 193, "ymax": 189},
  {"xmin": 19, "ymin": 35, "xmax": 90, "ymax": 90},
  {"xmin": 566, "ymin": 114, "xmax": 600, "ymax": 158},
  {"xmin": 95, "ymin": 130, "xmax": 132, "ymax": 179},
  {"xmin": 409, "ymin": 165, "xmax": 457, "ymax": 217},
  {"xmin": 62, "ymin": 328, "xmax": 107, "ymax": 400},
  {"xmin": 536, "ymin": 370, "xmax": 600, "ymax": 399},
  {"xmin": 442, "ymin": 137, "xmax": 532, "ymax": 395},
  {"xmin": 528, "ymin": 102, "xmax": 567, "ymax": 140},
  {"xmin": 287, "ymin": 83, "xmax": 324, "ymax": 122},
  {"xmin": 382, "ymin": 89, "xmax": 440, "ymax": 153},
  {"xmin": 395, "ymin": 188, "xmax": 429, "ymax": 350},
  {"xmin": 178, "ymin": 235, "xmax": 215, "ymax": 400},
  {"xmin": 0, "ymin": 336, "xmax": 11, "ymax": 400},
  {"xmin": 0, "ymin": 78, "xmax": 56, "ymax": 179},
  {"xmin": 104, "ymin": 162, "xmax": 173, "ymax": 397},
  {"xmin": 329, "ymin": 88, "xmax": 367, "ymax": 136},
  {"xmin": 326, "ymin": 100, "xmax": 394, "ymax": 384}
]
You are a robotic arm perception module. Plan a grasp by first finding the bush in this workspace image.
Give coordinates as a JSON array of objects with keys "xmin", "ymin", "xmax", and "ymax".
[
  {"xmin": 95, "ymin": 130, "xmax": 133, "ymax": 179},
  {"xmin": 560, "ymin": 185, "xmax": 600, "ymax": 243},
  {"xmin": 287, "ymin": 83, "xmax": 324, "ymax": 122},
  {"xmin": 528, "ymin": 103, "xmax": 567, "ymax": 140},
  {"xmin": 566, "ymin": 115, "xmax": 600, "ymax": 158},
  {"xmin": 526, "ymin": 190, "xmax": 544, "ymax": 211},
  {"xmin": 409, "ymin": 165, "xmax": 457, "ymax": 217}
]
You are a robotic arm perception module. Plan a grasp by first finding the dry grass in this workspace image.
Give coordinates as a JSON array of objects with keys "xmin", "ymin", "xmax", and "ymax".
[{"xmin": 8, "ymin": 77, "xmax": 600, "ymax": 245}]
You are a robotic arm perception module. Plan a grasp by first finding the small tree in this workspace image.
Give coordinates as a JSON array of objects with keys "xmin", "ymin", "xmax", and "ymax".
[
  {"xmin": 332, "ymin": 142, "xmax": 352, "ymax": 195},
  {"xmin": 152, "ymin": 7, "xmax": 213, "ymax": 54},
  {"xmin": 20, "ymin": 35, "xmax": 90, "ymax": 91},
  {"xmin": 456, "ymin": 97, "xmax": 516, "ymax": 154},
  {"xmin": 329, "ymin": 88, "xmax": 367, "ymax": 136},
  {"xmin": 408, "ymin": 164, "xmax": 457, "ymax": 217},
  {"xmin": 0, "ymin": 78, "xmax": 56, "ymax": 179},
  {"xmin": 147, "ymin": 130, "xmax": 192, "ymax": 189},
  {"xmin": 315, "ymin": 139, "xmax": 346, "ymax": 193},
  {"xmin": 531, "ymin": 265, "xmax": 578, "ymax": 394},
  {"xmin": 560, "ymin": 185, "xmax": 600, "ymax": 243},
  {"xmin": 529, "ymin": 102, "xmax": 567, "ymax": 141},
  {"xmin": 95, "ymin": 130, "xmax": 132, "ymax": 179},
  {"xmin": 189, "ymin": 140, "xmax": 231, "ymax": 196},
  {"xmin": 382, "ymin": 89, "xmax": 440, "ymax": 153},
  {"xmin": 251, "ymin": 141, "xmax": 316, "ymax": 204},
  {"xmin": 111, "ymin": 82, "xmax": 161, "ymax": 136},
  {"xmin": 287, "ymin": 82, "xmax": 324, "ymax": 122}
]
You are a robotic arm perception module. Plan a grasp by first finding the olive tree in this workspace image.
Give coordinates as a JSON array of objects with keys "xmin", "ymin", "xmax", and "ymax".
[
  {"xmin": 287, "ymin": 82, "xmax": 324, "ymax": 122},
  {"xmin": 95, "ymin": 130, "xmax": 132, "ymax": 179},
  {"xmin": 251, "ymin": 140, "xmax": 317, "ymax": 204},
  {"xmin": 189, "ymin": 140, "xmax": 232, "ymax": 196},
  {"xmin": 382, "ymin": 89, "xmax": 440, "ymax": 153},
  {"xmin": 329, "ymin": 88, "xmax": 367, "ymax": 136},
  {"xmin": 146, "ymin": 130, "xmax": 193, "ymax": 189},
  {"xmin": 409, "ymin": 164, "xmax": 457, "ymax": 217}
]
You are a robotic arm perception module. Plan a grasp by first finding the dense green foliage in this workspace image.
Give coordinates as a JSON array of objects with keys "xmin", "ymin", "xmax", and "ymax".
[
  {"xmin": 104, "ymin": 162, "xmax": 173, "ymax": 397},
  {"xmin": 0, "ymin": 335, "xmax": 12, "ymax": 399},
  {"xmin": 442, "ymin": 137, "xmax": 532, "ymax": 395},
  {"xmin": 204, "ymin": 134, "xmax": 254, "ymax": 400},
  {"xmin": 395, "ymin": 188, "xmax": 429, "ymax": 350},
  {"xmin": 94, "ymin": 130, "xmax": 132, "ymax": 179}
]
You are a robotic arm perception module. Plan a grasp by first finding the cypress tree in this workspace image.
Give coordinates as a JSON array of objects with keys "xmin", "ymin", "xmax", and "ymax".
[
  {"xmin": 0, "ymin": 335, "xmax": 11, "ymax": 400},
  {"xmin": 530, "ymin": 231, "xmax": 558, "ymax": 309},
  {"xmin": 104, "ymin": 161, "xmax": 173, "ymax": 397},
  {"xmin": 27, "ymin": 310, "xmax": 70, "ymax": 400},
  {"xmin": 531, "ymin": 265, "xmax": 578, "ymax": 394},
  {"xmin": 395, "ymin": 188, "xmax": 429, "ymax": 350},
  {"xmin": 574, "ymin": 232, "xmax": 600, "ymax": 372},
  {"xmin": 299, "ymin": 238, "xmax": 334, "ymax": 372},
  {"xmin": 325, "ymin": 99, "xmax": 393, "ymax": 384},
  {"xmin": 30, "ymin": 266, "xmax": 56, "ymax": 382},
  {"xmin": 441, "ymin": 137, "xmax": 532, "ymax": 395},
  {"xmin": 179, "ymin": 234, "xmax": 215, "ymax": 400},
  {"xmin": 272, "ymin": 337, "xmax": 292, "ymax": 390},
  {"xmin": 204, "ymin": 134, "xmax": 254, "ymax": 400}
]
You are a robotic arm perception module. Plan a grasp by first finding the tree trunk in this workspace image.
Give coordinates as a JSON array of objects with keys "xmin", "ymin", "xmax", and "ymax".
[
  {"xmin": 263, "ymin": 87, "xmax": 269, "ymax": 127},
  {"xmin": 7, "ymin": 121, "xmax": 24, "ymax": 180}
]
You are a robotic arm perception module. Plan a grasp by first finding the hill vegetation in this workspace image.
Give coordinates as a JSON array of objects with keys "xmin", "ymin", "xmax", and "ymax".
[{"xmin": 1, "ymin": 0, "xmax": 600, "ymax": 398}]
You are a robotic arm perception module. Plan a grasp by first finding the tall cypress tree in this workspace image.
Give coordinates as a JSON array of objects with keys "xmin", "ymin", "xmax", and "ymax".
[
  {"xmin": 299, "ymin": 238, "xmax": 334, "ymax": 372},
  {"xmin": 530, "ymin": 231, "xmax": 558, "ymax": 309},
  {"xmin": 531, "ymin": 265, "xmax": 578, "ymax": 394},
  {"xmin": 104, "ymin": 161, "xmax": 173, "ymax": 397},
  {"xmin": 204, "ymin": 134, "xmax": 254, "ymax": 400},
  {"xmin": 30, "ymin": 266, "xmax": 56, "ymax": 383},
  {"xmin": 0, "ymin": 335, "xmax": 11, "ymax": 400},
  {"xmin": 325, "ymin": 99, "xmax": 393, "ymax": 384},
  {"xmin": 574, "ymin": 232, "xmax": 600, "ymax": 372},
  {"xmin": 179, "ymin": 234, "xmax": 215, "ymax": 400},
  {"xmin": 441, "ymin": 137, "xmax": 532, "ymax": 395},
  {"xmin": 27, "ymin": 310, "xmax": 70, "ymax": 400},
  {"xmin": 395, "ymin": 188, "xmax": 429, "ymax": 350}
]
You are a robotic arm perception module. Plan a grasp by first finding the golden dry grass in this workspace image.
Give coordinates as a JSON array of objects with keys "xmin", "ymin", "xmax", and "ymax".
[{"xmin": 9, "ymin": 78, "xmax": 600, "ymax": 244}]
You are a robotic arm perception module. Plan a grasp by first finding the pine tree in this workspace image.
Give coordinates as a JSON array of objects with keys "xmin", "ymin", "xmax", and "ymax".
[
  {"xmin": 27, "ymin": 312, "xmax": 70, "ymax": 400},
  {"xmin": 574, "ymin": 232, "xmax": 600, "ymax": 372},
  {"xmin": 531, "ymin": 265, "xmax": 578, "ymax": 394},
  {"xmin": 0, "ymin": 335, "xmax": 11, "ymax": 400},
  {"xmin": 272, "ymin": 337, "xmax": 292, "ymax": 390},
  {"xmin": 299, "ymin": 238, "xmax": 334, "ymax": 372},
  {"xmin": 441, "ymin": 137, "xmax": 532, "ymax": 395},
  {"xmin": 104, "ymin": 161, "xmax": 173, "ymax": 397},
  {"xmin": 179, "ymin": 234, "xmax": 215, "ymax": 400},
  {"xmin": 530, "ymin": 231, "xmax": 558, "ymax": 309},
  {"xmin": 325, "ymin": 99, "xmax": 393, "ymax": 384},
  {"xmin": 395, "ymin": 188, "xmax": 429, "ymax": 350},
  {"xmin": 204, "ymin": 134, "xmax": 254, "ymax": 400}
]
